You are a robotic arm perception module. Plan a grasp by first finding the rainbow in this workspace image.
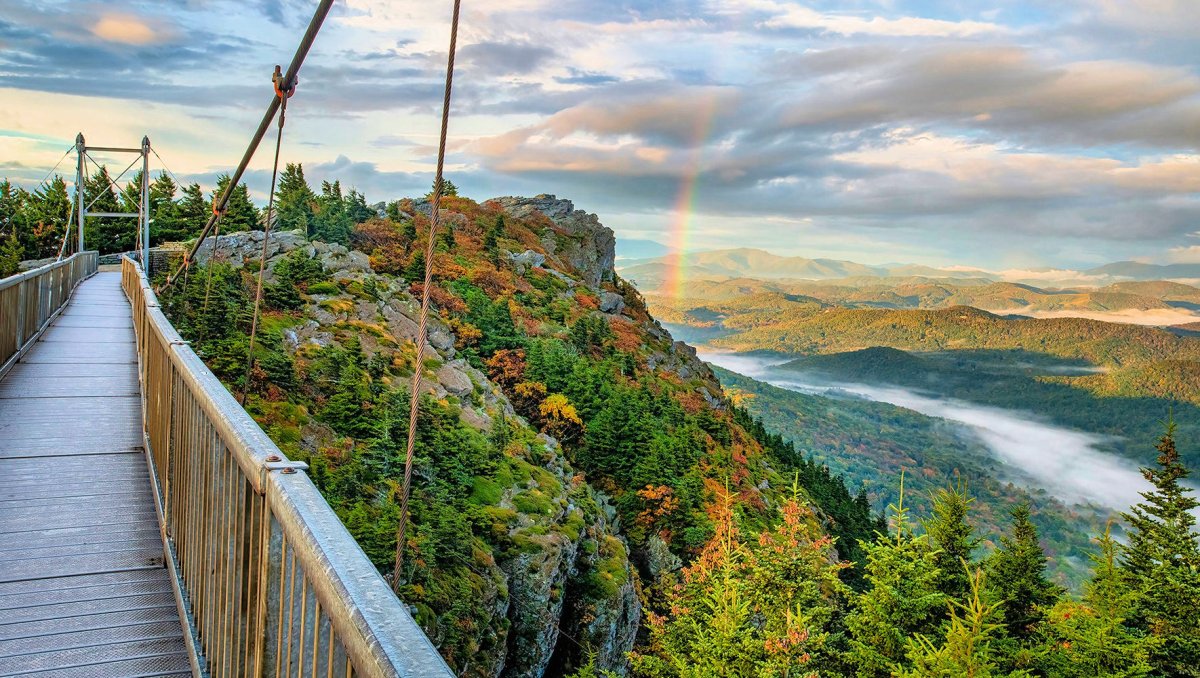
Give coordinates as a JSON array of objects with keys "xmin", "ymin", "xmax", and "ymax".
[{"xmin": 663, "ymin": 93, "xmax": 720, "ymax": 300}]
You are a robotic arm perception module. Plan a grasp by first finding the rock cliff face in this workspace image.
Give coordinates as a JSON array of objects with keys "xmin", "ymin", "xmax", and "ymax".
[
  {"xmin": 182, "ymin": 227, "xmax": 638, "ymax": 678},
  {"xmin": 491, "ymin": 195, "xmax": 616, "ymax": 289}
]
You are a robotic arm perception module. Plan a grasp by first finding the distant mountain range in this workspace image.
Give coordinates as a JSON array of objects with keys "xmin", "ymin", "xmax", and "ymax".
[{"xmin": 617, "ymin": 247, "xmax": 1200, "ymax": 290}]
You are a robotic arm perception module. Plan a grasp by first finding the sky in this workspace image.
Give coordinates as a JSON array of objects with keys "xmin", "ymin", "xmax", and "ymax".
[{"xmin": 1, "ymin": 0, "xmax": 1197, "ymax": 270}]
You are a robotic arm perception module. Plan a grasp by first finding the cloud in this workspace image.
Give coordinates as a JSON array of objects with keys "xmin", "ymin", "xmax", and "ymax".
[
  {"xmin": 91, "ymin": 14, "xmax": 170, "ymax": 45},
  {"xmin": 744, "ymin": 1, "xmax": 1005, "ymax": 38},
  {"xmin": 772, "ymin": 44, "xmax": 1200, "ymax": 149},
  {"xmin": 458, "ymin": 41, "xmax": 557, "ymax": 77}
]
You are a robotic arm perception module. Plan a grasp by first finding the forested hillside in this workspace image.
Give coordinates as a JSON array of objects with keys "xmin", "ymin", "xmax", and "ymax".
[
  {"xmin": 12, "ymin": 161, "xmax": 1198, "ymax": 676},
  {"xmin": 714, "ymin": 366, "xmax": 1105, "ymax": 588},
  {"xmin": 151, "ymin": 180, "xmax": 881, "ymax": 676}
]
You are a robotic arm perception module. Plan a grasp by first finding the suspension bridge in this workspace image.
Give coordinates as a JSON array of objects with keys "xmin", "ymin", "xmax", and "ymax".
[{"xmin": 0, "ymin": 0, "xmax": 460, "ymax": 675}]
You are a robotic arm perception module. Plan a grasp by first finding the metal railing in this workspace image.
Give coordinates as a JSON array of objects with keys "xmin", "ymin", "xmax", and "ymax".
[
  {"xmin": 121, "ymin": 257, "xmax": 453, "ymax": 678},
  {"xmin": 0, "ymin": 251, "xmax": 98, "ymax": 378}
]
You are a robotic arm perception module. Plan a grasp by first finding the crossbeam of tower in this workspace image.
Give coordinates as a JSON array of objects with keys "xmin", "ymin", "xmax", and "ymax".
[{"xmin": 73, "ymin": 132, "xmax": 153, "ymax": 271}]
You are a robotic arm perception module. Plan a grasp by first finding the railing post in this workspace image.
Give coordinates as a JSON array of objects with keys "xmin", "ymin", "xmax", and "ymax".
[
  {"xmin": 257, "ymin": 509, "xmax": 285, "ymax": 676},
  {"xmin": 14, "ymin": 279, "xmax": 26, "ymax": 354}
]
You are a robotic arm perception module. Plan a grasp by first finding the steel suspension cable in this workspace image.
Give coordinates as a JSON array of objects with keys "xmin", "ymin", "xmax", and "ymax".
[
  {"xmin": 55, "ymin": 200, "xmax": 76, "ymax": 261},
  {"xmin": 32, "ymin": 145, "xmax": 74, "ymax": 192},
  {"xmin": 161, "ymin": 0, "xmax": 335, "ymax": 291},
  {"xmin": 393, "ymin": 0, "xmax": 462, "ymax": 593},
  {"xmin": 240, "ymin": 79, "xmax": 290, "ymax": 406}
]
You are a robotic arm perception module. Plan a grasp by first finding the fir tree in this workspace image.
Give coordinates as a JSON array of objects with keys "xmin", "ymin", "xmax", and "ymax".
[
  {"xmin": 175, "ymin": 183, "xmax": 209, "ymax": 241},
  {"xmin": 901, "ymin": 568, "xmax": 1027, "ymax": 678},
  {"xmin": 1039, "ymin": 526, "xmax": 1156, "ymax": 678},
  {"xmin": 83, "ymin": 166, "xmax": 129, "ymax": 253},
  {"xmin": 0, "ymin": 231, "xmax": 21, "ymax": 277},
  {"xmin": 924, "ymin": 483, "xmax": 981, "ymax": 607},
  {"xmin": 312, "ymin": 180, "xmax": 352, "ymax": 244},
  {"xmin": 149, "ymin": 172, "xmax": 184, "ymax": 244},
  {"xmin": 988, "ymin": 504, "xmax": 1063, "ymax": 643},
  {"xmin": 846, "ymin": 475, "xmax": 947, "ymax": 677},
  {"xmin": 275, "ymin": 163, "xmax": 316, "ymax": 233},
  {"xmin": 1119, "ymin": 421, "xmax": 1200, "ymax": 676},
  {"xmin": 485, "ymin": 214, "xmax": 504, "ymax": 265},
  {"xmin": 404, "ymin": 250, "xmax": 426, "ymax": 283},
  {"xmin": 439, "ymin": 223, "xmax": 455, "ymax": 251},
  {"xmin": 211, "ymin": 175, "xmax": 259, "ymax": 232},
  {"xmin": 402, "ymin": 219, "xmax": 418, "ymax": 251}
]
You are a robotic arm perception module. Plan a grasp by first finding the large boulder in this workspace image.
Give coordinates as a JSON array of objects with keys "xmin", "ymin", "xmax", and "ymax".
[{"xmin": 491, "ymin": 195, "xmax": 616, "ymax": 288}]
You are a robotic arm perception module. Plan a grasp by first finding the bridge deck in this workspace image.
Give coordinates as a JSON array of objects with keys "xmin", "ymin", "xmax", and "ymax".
[{"xmin": 0, "ymin": 272, "xmax": 192, "ymax": 677}]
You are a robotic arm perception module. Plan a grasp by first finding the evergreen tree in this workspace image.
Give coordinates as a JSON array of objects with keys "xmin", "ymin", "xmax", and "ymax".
[
  {"xmin": 83, "ymin": 166, "xmax": 130, "ymax": 254},
  {"xmin": 427, "ymin": 177, "xmax": 457, "ymax": 198},
  {"xmin": 988, "ymin": 504, "xmax": 1063, "ymax": 643},
  {"xmin": 631, "ymin": 492, "xmax": 845, "ymax": 677},
  {"xmin": 901, "ymin": 568, "xmax": 1027, "ymax": 678},
  {"xmin": 21, "ymin": 177, "xmax": 72, "ymax": 259},
  {"xmin": 0, "ymin": 180, "xmax": 20, "ymax": 237},
  {"xmin": 275, "ymin": 163, "xmax": 315, "ymax": 233},
  {"xmin": 0, "ymin": 231, "xmax": 21, "ymax": 277},
  {"xmin": 211, "ymin": 175, "xmax": 259, "ymax": 232},
  {"xmin": 1119, "ymin": 421, "xmax": 1200, "ymax": 676},
  {"xmin": 924, "ymin": 483, "xmax": 982, "ymax": 607},
  {"xmin": 1039, "ymin": 526, "xmax": 1156, "ymax": 678},
  {"xmin": 402, "ymin": 219, "xmax": 418, "ymax": 251},
  {"xmin": 485, "ymin": 213, "xmax": 504, "ymax": 265},
  {"xmin": 176, "ymin": 183, "xmax": 209, "ymax": 241},
  {"xmin": 120, "ymin": 169, "xmax": 144, "ymax": 214},
  {"xmin": 404, "ymin": 250, "xmax": 426, "ymax": 283},
  {"xmin": 149, "ymin": 172, "xmax": 184, "ymax": 244},
  {"xmin": 311, "ymin": 180, "xmax": 352, "ymax": 244},
  {"xmin": 439, "ymin": 223, "xmax": 455, "ymax": 251},
  {"xmin": 346, "ymin": 189, "xmax": 373, "ymax": 223},
  {"xmin": 846, "ymin": 476, "xmax": 947, "ymax": 677}
]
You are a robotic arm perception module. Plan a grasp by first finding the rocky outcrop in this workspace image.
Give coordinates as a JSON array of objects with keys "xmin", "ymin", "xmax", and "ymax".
[
  {"xmin": 197, "ymin": 226, "xmax": 638, "ymax": 678},
  {"xmin": 491, "ymin": 195, "xmax": 616, "ymax": 289}
]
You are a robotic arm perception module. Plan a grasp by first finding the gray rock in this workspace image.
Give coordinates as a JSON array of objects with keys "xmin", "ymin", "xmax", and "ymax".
[
  {"xmin": 492, "ymin": 195, "xmax": 616, "ymax": 288},
  {"xmin": 644, "ymin": 535, "xmax": 683, "ymax": 578},
  {"xmin": 599, "ymin": 292, "xmax": 625, "ymax": 315},
  {"xmin": 509, "ymin": 249, "xmax": 546, "ymax": 269},
  {"xmin": 436, "ymin": 360, "xmax": 474, "ymax": 397}
]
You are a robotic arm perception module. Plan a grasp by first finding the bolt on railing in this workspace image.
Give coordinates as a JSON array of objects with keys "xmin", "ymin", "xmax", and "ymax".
[
  {"xmin": 0, "ymin": 251, "xmax": 98, "ymax": 378},
  {"xmin": 121, "ymin": 256, "xmax": 453, "ymax": 678}
]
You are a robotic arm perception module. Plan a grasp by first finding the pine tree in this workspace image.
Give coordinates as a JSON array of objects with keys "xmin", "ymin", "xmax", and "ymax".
[
  {"xmin": 485, "ymin": 214, "xmax": 504, "ymax": 265},
  {"xmin": 402, "ymin": 219, "xmax": 418, "ymax": 251},
  {"xmin": 924, "ymin": 483, "xmax": 981, "ymax": 607},
  {"xmin": 1039, "ymin": 526, "xmax": 1155, "ymax": 678},
  {"xmin": 176, "ymin": 183, "xmax": 209, "ymax": 241},
  {"xmin": 211, "ymin": 175, "xmax": 259, "ymax": 232},
  {"xmin": 846, "ymin": 475, "xmax": 947, "ymax": 677},
  {"xmin": 901, "ymin": 568, "xmax": 1027, "ymax": 678},
  {"xmin": 149, "ymin": 172, "xmax": 184, "ymax": 244},
  {"xmin": 0, "ymin": 231, "xmax": 21, "ymax": 277},
  {"xmin": 83, "ymin": 166, "xmax": 129, "ymax": 254},
  {"xmin": 22, "ymin": 176, "xmax": 71, "ymax": 259},
  {"xmin": 988, "ymin": 504, "xmax": 1063, "ymax": 644},
  {"xmin": 311, "ymin": 180, "xmax": 352, "ymax": 244},
  {"xmin": 631, "ymin": 490, "xmax": 844, "ymax": 677},
  {"xmin": 1119, "ymin": 421, "xmax": 1200, "ymax": 676},
  {"xmin": 275, "ymin": 163, "xmax": 315, "ymax": 233},
  {"xmin": 404, "ymin": 250, "xmax": 426, "ymax": 283}
]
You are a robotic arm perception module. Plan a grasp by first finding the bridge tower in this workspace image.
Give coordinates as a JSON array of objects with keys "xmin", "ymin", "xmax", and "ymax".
[{"xmin": 73, "ymin": 132, "xmax": 153, "ymax": 272}]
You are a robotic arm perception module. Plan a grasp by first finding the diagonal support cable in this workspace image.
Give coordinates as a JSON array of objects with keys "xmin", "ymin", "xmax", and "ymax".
[
  {"xmin": 393, "ymin": 0, "xmax": 462, "ymax": 592},
  {"xmin": 161, "ymin": 0, "xmax": 336, "ymax": 290}
]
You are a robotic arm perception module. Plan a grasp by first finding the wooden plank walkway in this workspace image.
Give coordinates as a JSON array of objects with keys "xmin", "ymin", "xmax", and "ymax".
[{"xmin": 0, "ymin": 272, "xmax": 193, "ymax": 677}]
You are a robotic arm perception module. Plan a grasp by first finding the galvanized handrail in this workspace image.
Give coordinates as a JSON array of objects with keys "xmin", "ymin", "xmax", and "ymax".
[
  {"xmin": 120, "ymin": 256, "xmax": 453, "ymax": 678},
  {"xmin": 0, "ymin": 251, "xmax": 98, "ymax": 378}
]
